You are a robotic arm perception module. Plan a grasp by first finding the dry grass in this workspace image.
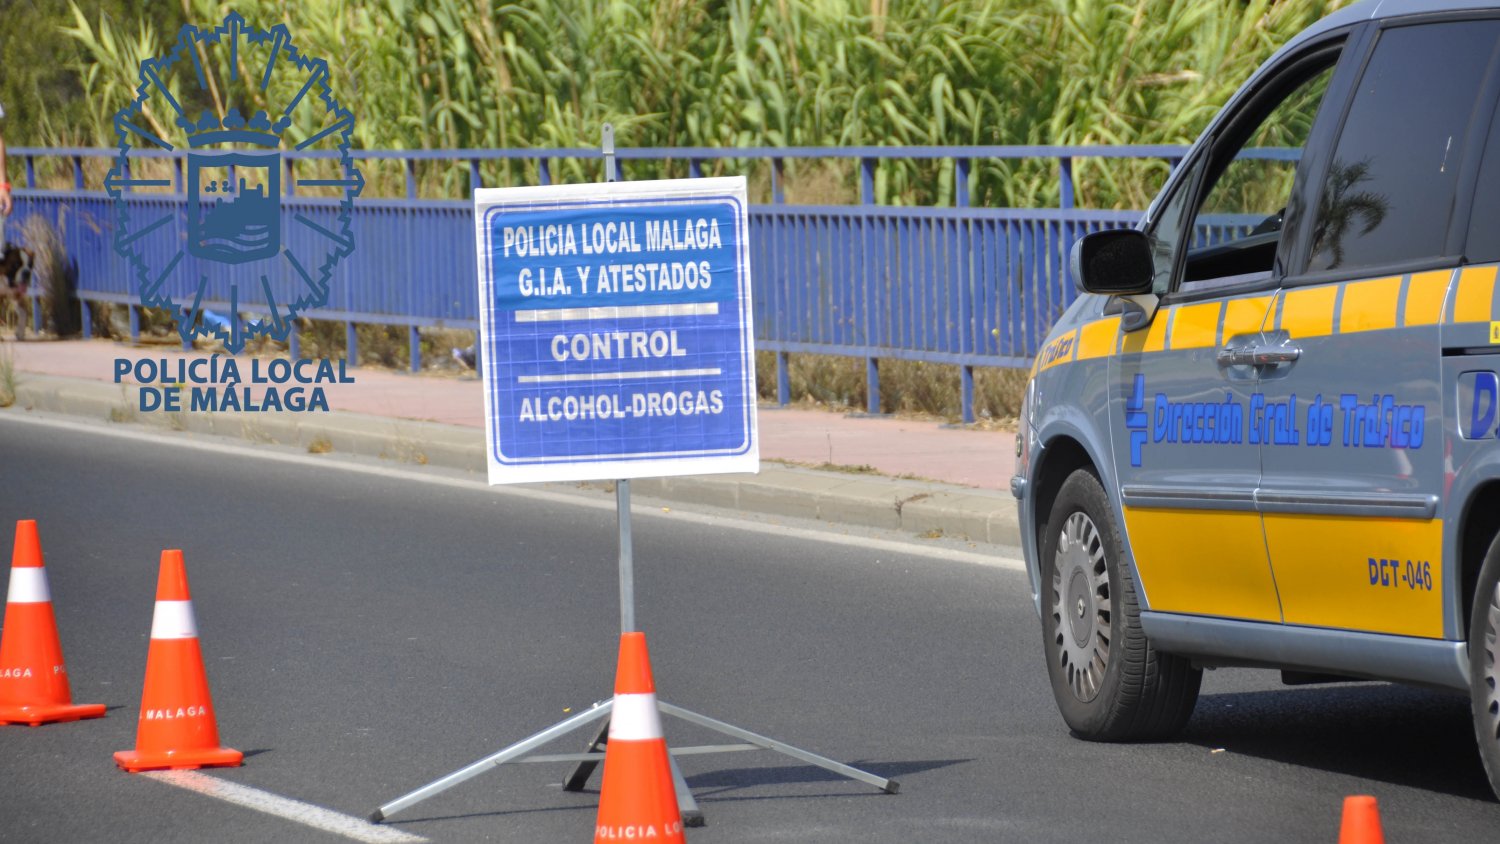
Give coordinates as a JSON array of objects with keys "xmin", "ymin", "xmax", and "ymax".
[
  {"xmin": 757, "ymin": 351, "xmax": 1025, "ymax": 426},
  {"xmin": 19, "ymin": 215, "xmax": 81, "ymax": 336},
  {"xmin": 286, "ymin": 320, "xmax": 475, "ymax": 373},
  {"xmin": 0, "ymin": 343, "xmax": 17, "ymax": 407}
]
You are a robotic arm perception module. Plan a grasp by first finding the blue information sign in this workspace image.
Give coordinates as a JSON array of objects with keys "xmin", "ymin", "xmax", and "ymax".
[{"xmin": 474, "ymin": 178, "xmax": 758, "ymax": 484}]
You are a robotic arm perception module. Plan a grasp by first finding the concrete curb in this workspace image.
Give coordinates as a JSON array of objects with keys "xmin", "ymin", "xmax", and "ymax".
[{"xmin": 6, "ymin": 373, "xmax": 1022, "ymax": 547}]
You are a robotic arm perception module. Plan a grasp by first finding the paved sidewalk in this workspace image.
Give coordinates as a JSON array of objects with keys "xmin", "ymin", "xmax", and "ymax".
[{"xmin": 2, "ymin": 338, "xmax": 1023, "ymax": 546}]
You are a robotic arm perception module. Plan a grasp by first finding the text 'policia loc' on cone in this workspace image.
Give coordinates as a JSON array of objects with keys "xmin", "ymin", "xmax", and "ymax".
[
  {"xmin": 114, "ymin": 549, "xmax": 241, "ymax": 772},
  {"xmin": 595, "ymin": 632, "xmax": 685, "ymax": 843},
  {"xmin": 0, "ymin": 520, "xmax": 106, "ymax": 726},
  {"xmin": 1339, "ymin": 795, "xmax": 1385, "ymax": 844}
]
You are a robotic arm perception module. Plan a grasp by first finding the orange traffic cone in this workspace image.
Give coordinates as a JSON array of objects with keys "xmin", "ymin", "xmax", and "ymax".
[
  {"xmin": 1339, "ymin": 795, "xmax": 1385, "ymax": 844},
  {"xmin": 0, "ymin": 520, "xmax": 106, "ymax": 726},
  {"xmin": 594, "ymin": 632, "xmax": 684, "ymax": 843},
  {"xmin": 114, "ymin": 550, "xmax": 241, "ymax": 772}
]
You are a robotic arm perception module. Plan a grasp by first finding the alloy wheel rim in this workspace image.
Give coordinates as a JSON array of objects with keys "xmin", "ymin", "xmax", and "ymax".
[
  {"xmin": 1484, "ymin": 580, "xmax": 1500, "ymax": 747},
  {"xmin": 1051, "ymin": 511, "xmax": 1111, "ymax": 703}
]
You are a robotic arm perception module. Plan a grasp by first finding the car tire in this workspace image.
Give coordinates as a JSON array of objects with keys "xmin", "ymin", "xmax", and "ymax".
[
  {"xmin": 1039, "ymin": 468, "xmax": 1202, "ymax": 740},
  {"xmin": 1469, "ymin": 531, "xmax": 1500, "ymax": 800}
]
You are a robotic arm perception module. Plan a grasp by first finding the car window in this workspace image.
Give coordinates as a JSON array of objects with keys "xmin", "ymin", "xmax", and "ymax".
[
  {"xmin": 1146, "ymin": 50, "xmax": 1339, "ymax": 297},
  {"xmin": 1182, "ymin": 63, "xmax": 1336, "ymax": 292},
  {"xmin": 1144, "ymin": 158, "xmax": 1207, "ymax": 296},
  {"xmin": 1193, "ymin": 65, "xmax": 1332, "ymax": 250},
  {"xmin": 1307, "ymin": 21, "xmax": 1500, "ymax": 274},
  {"xmin": 1465, "ymin": 68, "xmax": 1500, "ymax": 263}
]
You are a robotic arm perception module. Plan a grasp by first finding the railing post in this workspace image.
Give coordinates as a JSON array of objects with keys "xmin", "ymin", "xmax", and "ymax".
[
  {"xmin": 469, "ymin": 160, "xmax": 482, "ymax": 194},
  {"xmin": 129, "ymin": 305, "xmax": 140, "ymax": 343},
  {"xmin": 861, "ymin": 157, "xmax": 877, "ymax": 414},
  {"xmin": 956, "ymin": 157, "xmax": 975, "ymax": 424},
  {"xmin": 81, "ymin": 301, "xmax": 92, "ymax": 339},
  {"xmin": 284, "ymin": 158, "xmax": 294, "ymax": 196},
  {"xmin": 72, "ymin": 156, "xmax": 84, "ymax": 190},
  {"xmin": 122, "ymin": 159, "xmax": 131, "ymax": 194},
  {"xmin": 24, "ymin": 156, "xmax": 35, "ymax": 190},
  {"xmin": 538, "ymin": 159, "xmax": 551, "ymax": 186},
  {"xmin": 689, "ymin": 159, "xmax": 703, "ymax": 179},
  {"xmin": 409, "ymin": 325, "xmax": 421, "ymax": 373},
  {"xmin": 1059, "ymin": 156, "xmax": 1074, "ymax": 209},
  {"xmin": 346, "ymin": 321, "xmax": 358, "ymax": 365},
  {"xmin": 771, "ymin": 158, "xmax": 785, "ymax": 204},
  {"xmin": 776, "ymin": 351, "xmax": 790, "ymax": 406},
  {"xmin": 404, "ymin": 158, "xmax": 417, "ymax": 199},
  {"xmin": 961, "ymin": 365, "xmax": 975, "ymax": 425},
  {"xmin": 289, "ymin": 321, "xmax": 301, "ymax": 359}
]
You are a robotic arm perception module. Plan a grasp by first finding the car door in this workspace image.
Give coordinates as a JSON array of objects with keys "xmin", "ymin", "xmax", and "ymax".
[
  {"xmin": 1109, "ymin": 35, "xmax": 1355, "ymax": 623},
  {"xmin": 1256, "ymin": 18, "xmax": 1500, "ymax": 640}
]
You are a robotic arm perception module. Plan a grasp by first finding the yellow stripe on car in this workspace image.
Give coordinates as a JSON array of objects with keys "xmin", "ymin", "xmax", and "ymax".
[
  {"xmin": 1036, "ymin": 328, "xmax": 1080, "ymax": 373},
  {"xmin": 1403, "ymin": 269, "xmax": 1450, "ymax": 326},
  {"xmin": 1222, "ymin": 295, "xmax": 1273, "ymax": 339},
  {"xmin": 1121, "ymin": 508, "xmax": 1282, "ymax": 622},
  {"xmin": 1036, "ymin": 260, "xmax": 1480, "ymax": 373},
  {"xmin": 1338, "ymin": 276, "xmax": 1401, "ymax": 333},
  {"xmin": 1452, "ymin": 265, "xmax": 1497, "ymax": 323},
  {"xmin": 1262, "ymin": 514, "xmax": 1444, "ymax": 639},
  {"xmin": 1278, "ymin": 285, "xmax": 1338, "ymax": 338},
  {"xmin": 1075, "ymin": 315, "xmax": 1121, "ymax": 361},
  {"xmin": 1167, "ymin": 301, "xmax": 1221, "ymax": 350},
  {"xmin": 1120, "ymin": 307, "xmax": 1171, "ymax": 354}
]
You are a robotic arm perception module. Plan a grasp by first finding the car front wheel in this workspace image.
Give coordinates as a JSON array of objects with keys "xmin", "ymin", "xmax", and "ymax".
[
  {"xmin": 1039, "ymin": 468, "xmax": 1201, "ymax": 740},
  {"xmin": 1469, "ymin": 531, "xmax": 1500, "ymax": 800}
]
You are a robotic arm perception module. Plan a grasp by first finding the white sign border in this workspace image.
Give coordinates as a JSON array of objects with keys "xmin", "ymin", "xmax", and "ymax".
[{"xmin": 474, "ymin": 176, "xmax": 758, "ymax": 485}]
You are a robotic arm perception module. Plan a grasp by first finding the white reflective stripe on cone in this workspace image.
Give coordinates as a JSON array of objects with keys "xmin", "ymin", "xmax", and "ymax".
[
  {"xmin": 150, "ymin": 600, "xmax": 199, "ymax": 640},
  {"xmin": 609, "ymin": 693, "xmax": 664, "ymax": 741},
  {"xmin": 6, "ymin": 568, "xmax": 51, "ymax": 604}
]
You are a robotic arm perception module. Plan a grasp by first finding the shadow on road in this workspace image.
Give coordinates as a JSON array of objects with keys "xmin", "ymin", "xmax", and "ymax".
[
  {"xmin": 386, "ymin": 758, "xmax": 964, "ymax": 826},
  {"xmin": 1184, "ymin": 683, "xmax": 1493, "ymax": 802},
  {"xmin": 683, "ymin": 757, "xmax": 965, "ymax": 797}
]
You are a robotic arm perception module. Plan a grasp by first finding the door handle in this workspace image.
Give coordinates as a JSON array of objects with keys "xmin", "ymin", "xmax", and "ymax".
[{"xmin": 1217, "ymin": 343, "xmax": 1302, "ymax": 368}]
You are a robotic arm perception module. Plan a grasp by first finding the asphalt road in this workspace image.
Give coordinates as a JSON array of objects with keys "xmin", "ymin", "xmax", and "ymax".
[{"xmin": 0, "ymin": 413, "xmax": 1497, "ymax": 843}]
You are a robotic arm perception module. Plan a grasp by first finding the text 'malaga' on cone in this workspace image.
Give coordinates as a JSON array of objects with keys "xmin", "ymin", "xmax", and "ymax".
[
  {"xmin": 0, "ymin": 520, "xmax": 106, "ymax": 726},
  {"xmin": 595, "ymin": 631, "xmax": 684, "ymax": 843},
  {"xmin": 1338, "ymin": 795, "xmax": 1385, "ymax": 844},
  {"xmin": 114, "ymin": 549, "xmax": 242, "ymax": 772}
]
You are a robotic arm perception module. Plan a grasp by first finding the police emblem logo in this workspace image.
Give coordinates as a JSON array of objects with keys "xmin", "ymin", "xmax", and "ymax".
[{"xmin": 106, "ymin": 12, "xmax": 362, "ymax": 353}]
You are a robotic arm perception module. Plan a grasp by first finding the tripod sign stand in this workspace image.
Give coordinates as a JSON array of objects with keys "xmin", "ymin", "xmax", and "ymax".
[{"xmin": 371, "ymin": 126, "xmax": 898, "ymax": 826}]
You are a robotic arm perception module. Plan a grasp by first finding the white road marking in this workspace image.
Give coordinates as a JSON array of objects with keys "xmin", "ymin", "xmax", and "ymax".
[
  {"xmin": 0, "ymin": 411, "xmax": 1024, "ymax": 571},
  {"xmin": 142, "ymin": 770, "xmax": 426, "ymax": 843}
]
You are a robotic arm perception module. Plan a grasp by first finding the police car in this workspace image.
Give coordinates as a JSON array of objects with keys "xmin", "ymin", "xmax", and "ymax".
[{"xmin": 1012, "ymin": 0, "xmax": 1500, "ymax": 798}]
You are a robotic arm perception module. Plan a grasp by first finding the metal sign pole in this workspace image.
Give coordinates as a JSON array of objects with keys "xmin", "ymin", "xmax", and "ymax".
[
  {"xmin": 618, "ymin": 481, "xmax": 634, "ymax": 633},
  {"xmin": 371, "ymin": 125, "xmax": 896, "ymax": 827},
  {"xmin": 605, "ymin": 123, "xmax": 636, "ymax": 637}
]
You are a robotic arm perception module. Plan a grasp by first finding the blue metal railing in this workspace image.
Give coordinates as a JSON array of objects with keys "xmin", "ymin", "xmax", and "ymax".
[{"xmin": 4, "ymin": 145, "xmax": 1272, "ymax": 421}]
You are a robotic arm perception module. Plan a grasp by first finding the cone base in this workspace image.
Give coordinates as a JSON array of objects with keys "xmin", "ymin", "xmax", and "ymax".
[
  {"xmin": 0, "ymin": 702, "xmax": 106, "ymax": 726},
  {"xmin": 114, "ymin": 745, "xmax": 243, "ymax": 772},
  {"xmin": 595, "ymin": 737, "xmax": 685, "ymax": 844}
]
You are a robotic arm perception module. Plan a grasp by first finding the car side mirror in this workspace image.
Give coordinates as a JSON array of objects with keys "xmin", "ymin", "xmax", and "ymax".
[{"xmin": 1071, "ymin": 229, "xmax": 1155, "ymax": 296}]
